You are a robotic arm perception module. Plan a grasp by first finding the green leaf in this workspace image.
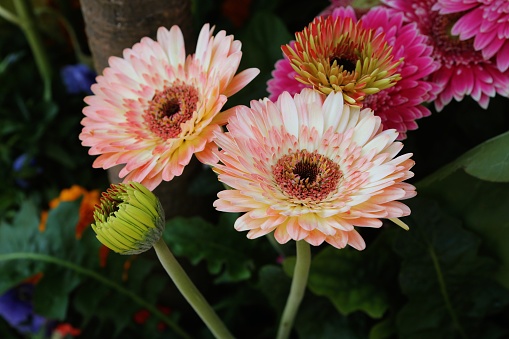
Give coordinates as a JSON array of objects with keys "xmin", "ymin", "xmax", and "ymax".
[
  {"xmin": 33, "ymin": 265, "xmax": 81, "ymax": 319},
  {"xmin": 394, "ymin": 197, "xmax": 509, "ymax": 339},
  {"xmin": 257, "ymin": 265, "xmax": 291, "ymax": 316},
  {"xmin": 419, "ymin": 130, "xmax": 509, "ymax": 185},
  {"xmin": 0, "ymin": 201, "xmax": 43, "ymax": 292},
  {"xmin": 42, "ymin": 200, "xmax": 81, "ymax": 255},
  {"xmin": 369, "ymin": 316, "xmax": 396, "ymax": 339},
  {"xmin": 163, "ymin": 213, "xmax": 255, "ymax": 283},
  {"xmin": 418, "ymin": 171, "xmax": 509, "ymax": 288},
  {"xmin": 294, "ymin": 297, "xmax": 366, "ymax": 339},
  {"xmin": 283, "ymin": 244, "xmax": 392, "ymax": 318}
]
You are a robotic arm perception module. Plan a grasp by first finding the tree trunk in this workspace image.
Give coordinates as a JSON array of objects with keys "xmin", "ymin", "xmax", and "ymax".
[
  {"xmin": 80, "ymin": 0, "xmax": 194, "ymax": 72},
  {"xmin": 80, "ymin": 0, "xmax": 214, "ymax": 219}
]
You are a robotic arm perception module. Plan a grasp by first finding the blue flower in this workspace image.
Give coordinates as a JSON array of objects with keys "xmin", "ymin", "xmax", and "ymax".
[
  {"xmin": 60, "ymin": 63, "xmax": 96, "ymax": 94},
  {"xmin": 0, "ymin": 284, "xmax": 46, "ymax": 334},
  {"xmin": 12, "ymin": 154, "xmax": 42, "ymax": 189}
]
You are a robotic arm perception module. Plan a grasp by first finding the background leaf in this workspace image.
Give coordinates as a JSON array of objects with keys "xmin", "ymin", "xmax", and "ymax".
[
  {"xmin": 282, "ymin": 236, "xmax": 399, "ymax": 319},
  {"xmin": 393, "ymin": 197, "xmax": 509, "ymax": 339},
  {"xmin": 163, "ymin": 213, "xmax": 256, "ymax": 283}
]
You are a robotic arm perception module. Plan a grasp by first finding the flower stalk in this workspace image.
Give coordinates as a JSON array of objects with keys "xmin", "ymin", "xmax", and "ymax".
[
  {"xmin": 153, "ymin": 237, "xmax": 234, "ymax": 339},
  {"xmin": 277, "ymin": 240, "xmax": 311, "ymax": 339},
  {"xmin": 13, "ymin": 0, "xmax": 52, "ymax": 101}
]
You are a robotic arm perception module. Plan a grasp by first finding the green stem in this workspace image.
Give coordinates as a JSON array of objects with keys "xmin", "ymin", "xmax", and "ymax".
[
  {"xmin": 13, "ymin": 0, "xmax": 52, "ymax": 101},
  {"xmin": 276, "ymin": 241, "xmax": 311, "ymax": 339},
  {"xmin": 429, "ymin": 247, "xmax": 467, "ymax": 339},
  {"xmin": 35, "ymin": 7, "xmax": 92, "ymax": 66},
  {"xmin": 0, "ymin": 252, "xmax": 191, "ymax": 339},
  {"xmin": 153, "ymin": 237, "xmax": 234, "ymax": 339},
  {"xmin": 0, "ymin": 5, "xmax": 21, "ymax": 25}
]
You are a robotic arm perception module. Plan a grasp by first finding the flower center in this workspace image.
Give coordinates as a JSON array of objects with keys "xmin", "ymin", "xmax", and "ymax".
[
  {"xmin": 273, "ymin": 150, "xmax": 342, "ymax": 202},
  {"xmin": 330, "ymin": 55, "xmax": 357, "ymax": 73},
  {"xmin": 429, "ymin": 12, "xmax": 482, "ymax": 65},
  {"xmin": 144, "ymin": 82, "xmax": 199, "ymax": 139}
]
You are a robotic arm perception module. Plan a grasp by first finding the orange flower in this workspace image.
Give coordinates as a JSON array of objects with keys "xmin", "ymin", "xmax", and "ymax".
[
  {"xmin": 38, "ymin": 210, "xmax": 48, "ymax": 232},
  {"xmin": 41, "ymin": 185, "xmax": 100, "ymax": 239}
]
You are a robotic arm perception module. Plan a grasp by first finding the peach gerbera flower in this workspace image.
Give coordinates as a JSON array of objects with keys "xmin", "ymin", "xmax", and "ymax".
[
  {"xmin": 212, "ymin": 89, "xmax": 416, "ymax": 250},
  {"xmin": 281, "ymin": 14, "xmax": 402, "ymax": 106},
  {"xmin": 80, "ymin": 24, "xmax": 259, "ymax": 190}
]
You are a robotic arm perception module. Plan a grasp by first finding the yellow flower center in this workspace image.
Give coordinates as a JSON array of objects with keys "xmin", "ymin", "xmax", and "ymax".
[
  {"xmin": 273, "ymin": 150, "xmax": 342, "ymax": 202},
  {"xmin": 144, "ymin": 81, "xmax": 199, "ymax": 139}
]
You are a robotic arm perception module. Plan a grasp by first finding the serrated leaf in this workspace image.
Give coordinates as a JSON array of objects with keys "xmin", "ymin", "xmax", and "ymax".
[
  {"xmin": 394, "ymin": 197, "xmax": 509, "ymax": 339},
  {"xmin": 163, "ymin": 214, "xmax": 255, "ymax": 283},
  {"xmin": 283, "ymin": 244, "xmax": 392, "ymax": 318}
]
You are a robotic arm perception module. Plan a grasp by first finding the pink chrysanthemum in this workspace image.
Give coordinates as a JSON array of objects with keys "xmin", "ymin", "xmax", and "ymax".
[
  {"xmin": 281, "ymin": 14, "xmax": 402, "ymax": 105},
  {"xmin": 433, "ymin": 0, "xmax": 509, "ymax": 72},
  {"xmin": 80, "ymin": 25, "xmax": 259, "ymax": 190},
  {"xmin": 212, "ymin": 89, "xmax": 416, "ymax": 250},
  {"xmin": 268, "ymin": 6, "xmax": 440, "ymax": 139},
  {"xmin": 350, "ymin": 7, "xmax": 442, "ymax": 139},
  {"xmin": 383, "ymin": 0, "xmax": 509, "ymax": 111}
]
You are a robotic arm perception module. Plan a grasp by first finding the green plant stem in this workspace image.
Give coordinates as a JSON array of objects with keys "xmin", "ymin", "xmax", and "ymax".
[
  {"xmin": 277, "ymin": 240, "xmax": 311, "ymax": 339},
  {"xmin": 429, "ymin": 247, "xmax": 467, "ymax": 339},
  {"xmin": 0, "ymin": 5, "xmax": 21, "ymax": 25},
  {"xmin": 13, "ymin": 0, "xmax": 52, "ymax": 101},
  {"xmin": 0, "ymin": 252, "xmax": 191, "ymax": 339},
  {"xmin": 36, "ymin": 7, "xmax": 92, "ymax": 66},
  {"xmin": 153, "ymin": 237, "xmax": 234, "ymax": 339}
]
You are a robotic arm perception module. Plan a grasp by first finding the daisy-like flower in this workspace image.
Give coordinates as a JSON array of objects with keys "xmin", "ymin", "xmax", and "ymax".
[
  {"xmin": 80, "ymin": 24, "xmax": 259, "ymax": 190},
  {"xmin": 281, "ymin": 13, "xmax": 402, "ymax": 105},
  {"xmin": 353, "ymin": 6, "xmax": 442, "ymax": 138},
  {"xmin": 212, "ymin": 89, "xmax": 416, "ymax": 250},
  {"xmin": 433, "ymin": 0, "xmax": 509, "ymax": 72},
  {"xmin": 383, "ymin": 0, "xmax": 509, "ymax": 111},
  {"xmin": 268, "ymin": 6, "xmax": 440, "ymax": 139}
]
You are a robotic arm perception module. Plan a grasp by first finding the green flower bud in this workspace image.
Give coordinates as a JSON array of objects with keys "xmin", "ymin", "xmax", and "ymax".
[{"xmin": 91, "ymin": 181, "xmax": 165, "ymax": 255}]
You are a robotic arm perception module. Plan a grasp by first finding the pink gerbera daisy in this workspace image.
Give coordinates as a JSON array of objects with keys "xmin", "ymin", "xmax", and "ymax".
[
  {"xmin": 433, "ymin": 0, "xmax": 509, "ymax": 72},
  {"xmin": 268, "ymin": 6, "xmax": 440, "ymax": 139},
  {"xmin": 281, "ymin": 14, "xmax": 402, "ymax": 106},
  {"xmin": 352, "ymin": 7, "xmax": 442, "ymax": 139},
  {"xmin": 79, "ymin": 24, "xmax": 259, "ymax": 190},
  {"xmin": 383, "ymin": 0, "xmax": 509, "ymax": 111},
  {"xmin": 212, "ymin": 89, "xmax": 416, "ymax": 250}
]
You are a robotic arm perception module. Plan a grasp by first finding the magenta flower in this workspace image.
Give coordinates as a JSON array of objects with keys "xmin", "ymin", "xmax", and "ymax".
[
  {"xmin": 268, "ymin": 5, "xmax": 440, "ymax": 139},
  {"xmin": 383, "ymin": 0, "xmax": 509, "ymax": 111},
  {"xmin": 339, "ymin": 6, "xmax": 441, "ymax": 139},
  {"xmin": 433, "ymin": 0, "xmax": 509, "ymax": 72}
]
